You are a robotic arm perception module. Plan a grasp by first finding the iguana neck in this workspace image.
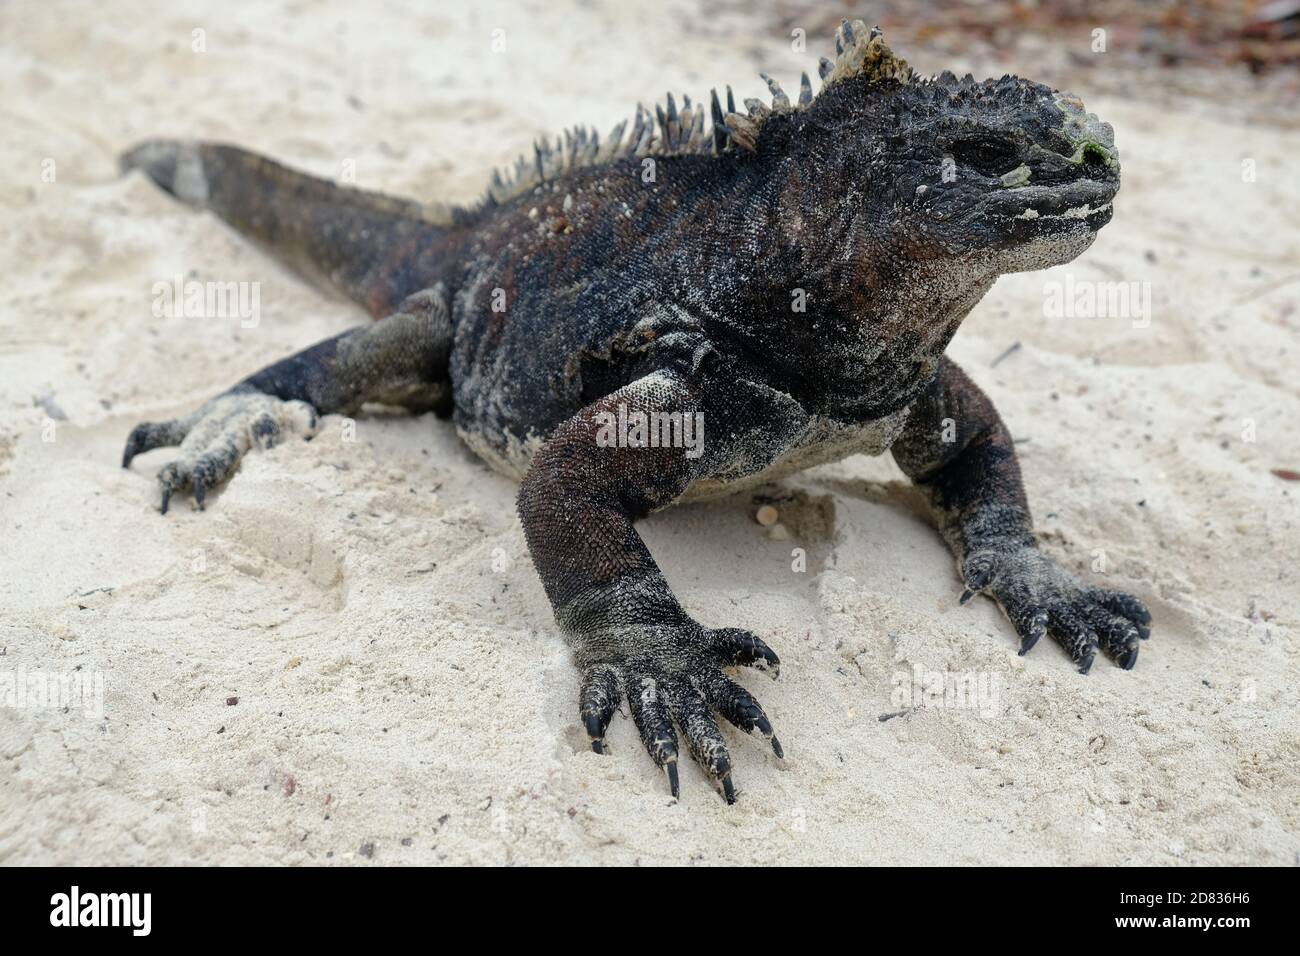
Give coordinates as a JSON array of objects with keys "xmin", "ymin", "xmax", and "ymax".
[{"xmin": 696, "ymin": 149, "xmax": 1001, "ymax": 417}]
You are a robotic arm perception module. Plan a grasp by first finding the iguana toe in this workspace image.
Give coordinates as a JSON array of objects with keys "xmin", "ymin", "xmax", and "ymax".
[
  {"xmin": 124, "ymin": 391, "xmax": 318, "ymax": 514},
  {"xmin": 961, "ymin": 543, "xmax": 1152, "ymax": 672},
  {"xmin": 122, "ymin": 419, "xmax": 188, "ymax": 469},
  {"xmin": 704, "ymin": 627, "xmax": 781, "ymax": 679},
  {"xmin": 578, "ymin": 662, "xmax": 621, "ymax": 755}
]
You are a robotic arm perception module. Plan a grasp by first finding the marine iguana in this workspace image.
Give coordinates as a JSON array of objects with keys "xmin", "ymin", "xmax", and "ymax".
[{"xmin": 120, "ymin": 20, "xmax": 1152, "ymax": 804}]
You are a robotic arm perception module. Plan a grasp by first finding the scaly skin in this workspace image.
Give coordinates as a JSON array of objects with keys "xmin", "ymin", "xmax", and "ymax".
[{"xmin": 119, "ymin": 21, "xmax": 1151, "ymax": 804}]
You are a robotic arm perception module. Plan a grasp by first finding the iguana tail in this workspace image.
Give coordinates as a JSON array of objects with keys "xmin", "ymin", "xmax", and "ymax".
[{"xmin": 120, "ymin": 140, "xmax": 459, "ymax": 317}]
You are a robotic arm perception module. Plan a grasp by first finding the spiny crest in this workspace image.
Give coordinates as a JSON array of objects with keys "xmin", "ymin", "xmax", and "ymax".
[
  {"xmin": 879, "ymin": 70, "xmax": 1054, "ymax": 129},
  {"xmin": 482, "ymin": 19, "xmax": 909, "ymax": 205},
  {"xmin": 819, "ymin": 19, "xmax": 912, "ymax": 90},
  {"xmin": 721, "ymin": 20, "xmax": 911, "ymax": 154},
  {"xmin": 483, "ymin": 93, "xmax": 715, "ymax": 206}
]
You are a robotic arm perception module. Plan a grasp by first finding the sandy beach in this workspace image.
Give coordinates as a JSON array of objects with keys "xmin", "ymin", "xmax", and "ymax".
[{"xmin": 1, "ymin": 0, "xmax": 1297, "ymax": 865}]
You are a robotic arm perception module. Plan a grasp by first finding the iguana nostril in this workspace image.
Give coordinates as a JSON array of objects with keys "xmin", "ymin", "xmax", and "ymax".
[{"xmin": 1082, "ymin": 144, "xmax": 1110, "ymax": 172}]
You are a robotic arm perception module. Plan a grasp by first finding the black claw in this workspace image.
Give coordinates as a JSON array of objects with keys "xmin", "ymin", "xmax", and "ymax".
[
  {"xmin": 193, "ymin": 481, "xmax": 206, "ymax": 511},
  {"xmin": 1018, "ymin": 631, "xmax": 1040, "ymax": 656},
  {"xmin": 584, "ymin": 714, "xmax": 606, "ymax": 752},
  {"xmin": 721, "ymin": 774, "xmax": 736, "ymax": 805},
  {"xmin": 666, "ymin": 761, "xmax": 679, "ymax": 799},
  {"xmin": 1077, "ymin": 651, "xmax": 1096, "ymax": 675},
  {"xmin": 1136, "ymin": 624, "xmax": 1151, "ymax": 641},
  {"xmin": 959, "ymin": 588, "xmax": 975, "ymax": 605},
  {"xmin": 770, "ymin": 735, "xmax": 784, "ymax": 759},
  {"xmin": 123, "ymin": 425, "xmax": 152, "ymax": 469},
  {"xmin": 1117, "ymin": 645, "xmax": 1139, "ymax": 670},
  {"xmin": 159, "ymin": 486, "xmax": 171, "ymax": 515}
]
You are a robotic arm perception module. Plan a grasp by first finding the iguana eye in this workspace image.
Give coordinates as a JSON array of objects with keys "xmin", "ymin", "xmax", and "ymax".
[{"xmin": 950, "ymin": 138, "xmax": 1019, "ymax": 176}]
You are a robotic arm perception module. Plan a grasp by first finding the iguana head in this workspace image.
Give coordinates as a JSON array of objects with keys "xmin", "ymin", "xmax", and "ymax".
[
  {"xmin": 881, "ymin": 71, "xmax": 1120, "ymax": 273},
  {"xmin": 718, "ymin": 21, "xmax": 1120, "ymax": 275}
]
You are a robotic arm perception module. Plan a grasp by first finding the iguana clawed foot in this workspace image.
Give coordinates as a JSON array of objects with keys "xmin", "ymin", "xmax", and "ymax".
[
  {"xmin": 959, "ymin": 542, "xmax": 1152, "ymax": 673},
  {"xmin": 578, "ymin": 626, "xmax": 782, "ymax": 804},
  {"xmin": 122, "ymin": 391, "xmax": 318, "ymax": 513}
]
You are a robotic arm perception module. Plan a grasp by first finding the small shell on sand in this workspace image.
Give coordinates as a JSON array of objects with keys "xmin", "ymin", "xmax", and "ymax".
[{"xmin": 755, "ymin": 504, "xmax": 779, "ymax": 526}]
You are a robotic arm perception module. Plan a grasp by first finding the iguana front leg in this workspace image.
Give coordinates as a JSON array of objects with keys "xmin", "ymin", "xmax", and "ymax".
[
  {"xmin": 518, "ymin": 368, "xmax": 801, "ymax": 802},
  {"xmin": 891, "ymin": 357, "xmax": 1152, "ymax": 672},
  {"xmin": 123, "ymin": 285, "xmax": 452, "ymax": 512}
]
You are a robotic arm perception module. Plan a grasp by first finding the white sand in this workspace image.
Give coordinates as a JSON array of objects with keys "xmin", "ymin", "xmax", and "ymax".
[{"xmin": 1, "ymin": 0, "xmax": 1296, "ymax": 865}]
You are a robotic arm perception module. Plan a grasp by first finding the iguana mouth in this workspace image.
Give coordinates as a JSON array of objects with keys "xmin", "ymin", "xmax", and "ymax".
[
  {"xmin": 1013, "ymin": 200, "xmax": 1112, "ymax": 226},
  {"xmin": 982, "ymin": 179, "xmax": 1119, "ymax": 233}
]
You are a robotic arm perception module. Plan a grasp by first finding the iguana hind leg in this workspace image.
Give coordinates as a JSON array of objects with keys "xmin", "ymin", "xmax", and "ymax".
[
  {"xmin": 891, "ymin": 357, "xmax": 1152, "ymax": 672},
  {"xmin": 123, "ymin": 286, "xmax": 453, "ymax": 513}
]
